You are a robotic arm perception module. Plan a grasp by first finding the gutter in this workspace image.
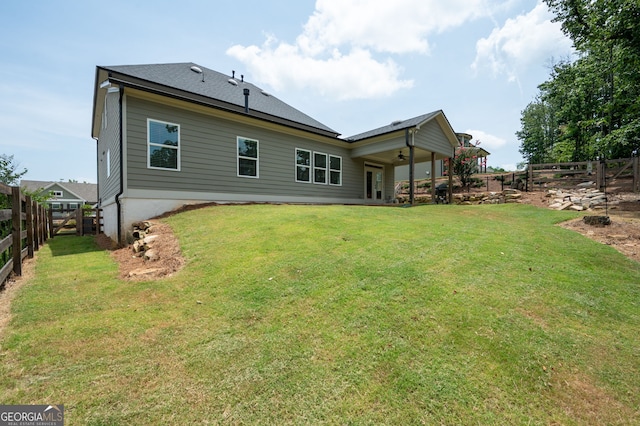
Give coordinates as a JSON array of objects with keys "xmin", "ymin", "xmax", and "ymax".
[{"xmin": 115, "ymin": 83, "xmax": 125, "ymax": 244}]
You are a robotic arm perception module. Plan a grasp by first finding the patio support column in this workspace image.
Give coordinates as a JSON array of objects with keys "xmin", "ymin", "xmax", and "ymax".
[
  {"xmin": 406, "ymin": 129, "xmax": 415, "ymax": 205},
  {"xmin": 448, "ymin": 155, "xmax": 453, "ymax": 203},
  {"xmin": 430, "ymin": 152, "xmax": 436, "ymax": 202}
]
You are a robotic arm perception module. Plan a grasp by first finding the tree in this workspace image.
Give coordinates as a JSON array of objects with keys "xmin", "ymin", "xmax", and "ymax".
[
  {"xmin": 0, "ymin": 154, "xmax": 28, "ymax": 186},
  {"xmin": 517, "ymin": 96, "xmax": 558, "ymax": 164},
  {"xmin": 544, "ymin": 0, "xmax": 640, "ymax": 53},
  {"xmin": 518, "ymin": 1, "xmax": 640, "ymax": 162}
]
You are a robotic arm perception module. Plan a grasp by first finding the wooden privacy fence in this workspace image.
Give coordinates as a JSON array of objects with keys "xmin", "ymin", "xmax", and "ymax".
[
  {"xmin": 0, "ymin": 184, "xmax": 49, "ymax": 287},
  {"xmin": 528, "ymin": 157, "xmax": 640, "ymax": 192}
]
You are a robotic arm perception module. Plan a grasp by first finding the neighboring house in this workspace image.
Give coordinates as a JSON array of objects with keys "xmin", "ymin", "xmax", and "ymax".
[
  {"xmin": 91, "ymin": 63, "xmax": 461, "ymax": 243},
  {"xmin": 20, "ymin": 180, "xmax": 97, "ymax": 213}
]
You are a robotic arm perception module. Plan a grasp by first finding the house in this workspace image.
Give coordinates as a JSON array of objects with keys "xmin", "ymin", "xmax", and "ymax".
[
  {"xmin": 91, "ymin": 63, "xmax": 461, "ymax": 243},
  {"xmin": 20, "ymin": 180, "xmax": 97, "ymax": 214}
]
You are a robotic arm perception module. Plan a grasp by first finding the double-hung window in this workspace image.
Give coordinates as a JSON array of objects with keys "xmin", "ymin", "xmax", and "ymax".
[
  {"xmin": 329, "ymin": 155, "xmax": 342, "ymax": 185},
  {"xmin": 106, "ymin": 148, "xmax": 111, "ymax": 178},
  {"xmin": 148, "ymin": 119, "xmax": 180, "ymax": 171},
  {"xmin": 237, "ymin": 137, "xmax": 259, "ymax": 178},
  {"xmin": 314, "ymin": 152, "xmax": 328, "ymax": 184},
  {"xmin": 296, "ymin": 148, "xmax": 311, "ymax": 182},
  {"xmin": 295, "ymin": 149, "xmax": 342, "ymax": 186}
]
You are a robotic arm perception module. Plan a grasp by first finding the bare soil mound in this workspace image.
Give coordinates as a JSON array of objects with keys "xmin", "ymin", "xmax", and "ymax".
[{"xmin": 97, "ymin": 222, "xmax": 185, "ymax": 281}]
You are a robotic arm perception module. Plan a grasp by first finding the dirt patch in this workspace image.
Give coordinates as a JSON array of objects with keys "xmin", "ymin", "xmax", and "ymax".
[
  {"xmin": 97, "ymin": 222, "xmax": 185, "ymax": 281},
  {"xmin": 515, "ymin": 190, "xmax": 640, "ymax": 264},
  {"xmin": 448, "ymin": 176, "xmax": 640, "ymax": 263}
]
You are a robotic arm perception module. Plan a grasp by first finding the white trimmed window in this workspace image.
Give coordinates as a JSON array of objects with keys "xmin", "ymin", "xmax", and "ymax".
[
  {"xmin": 237, "ymin": 137, "xmax": 259, "ymax": 178},
  {"xmin": 329, "ymin": 155, "xmax": 342, "ymax": 186},
  {"xmin": 295, "ymin": 148, "xmax": 311, "ymax": 183},
  {"xmin": 314, "ymin": 152, "xmax": 328, "ymax": 184},
  {"xmin": 106, "ymin": 148, "xmax": 111, "ymax": 178},
  {"xmin": 147, "ymin": 119, "xmax": 180, "ymax": 171},
  {"xmin": 69, "ymin": 203, "xmax": 79, "ymax": 210},
  {"xmin": 53, "ymin": 191, "xmax": 63, "ymax": 197}
]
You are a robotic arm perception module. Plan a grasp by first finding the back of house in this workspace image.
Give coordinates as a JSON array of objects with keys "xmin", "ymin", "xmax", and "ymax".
[{"xmin": 91, "ymin": 62, "xmax": 461, "ymax": 243}]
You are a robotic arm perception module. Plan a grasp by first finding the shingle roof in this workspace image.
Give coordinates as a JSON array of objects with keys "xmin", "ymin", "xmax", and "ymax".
[
  {"xmin": 99, "ymin": 63, "xmax": 339, "ymax": 137},
  {"xmin": 344, "ymin": 111, "xmax": 441, "ymax": 142},
  {"xmin": 20, "ymin": 180, "xmax": 97, "ymax": 203}
]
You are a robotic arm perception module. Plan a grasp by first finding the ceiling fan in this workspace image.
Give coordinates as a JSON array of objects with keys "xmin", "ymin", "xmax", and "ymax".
[{"xmin": 396, "ymin": 150, "xmax": 406, "ymax": 161}]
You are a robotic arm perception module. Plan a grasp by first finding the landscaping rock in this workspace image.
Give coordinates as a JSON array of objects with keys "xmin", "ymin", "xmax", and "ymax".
[
  {"xmin": 143, "ymin": 249, "xmax": 159, "ymax": 262},
  {"xmin": 540, "ymin": 187, "xmax": 619, "ymax": 212}
]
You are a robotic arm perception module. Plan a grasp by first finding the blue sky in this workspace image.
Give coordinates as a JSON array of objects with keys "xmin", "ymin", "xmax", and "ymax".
[{"xmin": 0, "ymin": 0, "xmax": 574, "ymax": 183}]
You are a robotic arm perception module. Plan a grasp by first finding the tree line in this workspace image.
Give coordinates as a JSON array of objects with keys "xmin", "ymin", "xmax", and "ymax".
[{"xmin": 518, "ymin": 0, "xmax": 640, "ymax": 165}]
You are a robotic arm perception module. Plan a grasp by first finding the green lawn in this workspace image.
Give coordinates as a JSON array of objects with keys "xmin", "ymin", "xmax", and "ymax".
[{"xmin": 1, "ymin": 204, "xmax": 639, "ymax": 425}]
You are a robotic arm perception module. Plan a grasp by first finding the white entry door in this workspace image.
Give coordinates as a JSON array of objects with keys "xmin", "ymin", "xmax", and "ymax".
[{"xmin": 364, "ymin": 165, "xmax": 384, "ymax": 202}]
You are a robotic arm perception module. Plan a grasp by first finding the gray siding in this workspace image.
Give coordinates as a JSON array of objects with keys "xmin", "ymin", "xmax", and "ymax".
[
  {"xmin": 395, "ymin": 161, "xmax": 446, "ymax": 182},
  {"xmin": 124, "ymin": 96, "xmax": 364, "ymax": 201},
  {"xmin": 415, "ymin": 119, "xmax": 454, "ymax": 158},
  {"xmin": 48, "ymin": 183, "xmax": 80, "ymax": 201},
  {"xmin": 97, "ymin": 90, "xmax": 122, "ymax": 202}
]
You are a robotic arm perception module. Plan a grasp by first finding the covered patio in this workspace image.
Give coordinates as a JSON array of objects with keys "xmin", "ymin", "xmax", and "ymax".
[{"xmin": 345, "ymin": 110, "xmax": 460, "ymax": 204}]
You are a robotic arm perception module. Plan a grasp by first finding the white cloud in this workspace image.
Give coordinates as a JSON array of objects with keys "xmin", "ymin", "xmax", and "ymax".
[
  {"xmin": 300, "ymin": 0, "xmax": 489, "ymax": 55},
  {"xmin": 227, "ymin": 0, "xmax": 493, "ymax": 100},
  {"xmin": 227, "ymin": 41, "xmax": 413, "ymax": 100},
  {"xmin": 472, "ymin": 1, "xmax": 574, "ymax": 81},
  {"xmin": 465, "ymin": 129, "xmax": 507, "ymax": 151}
]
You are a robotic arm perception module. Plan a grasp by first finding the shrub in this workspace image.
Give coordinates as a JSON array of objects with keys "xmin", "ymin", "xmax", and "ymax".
[{"xmin": 444, "ymin": 141, "xmax": 483, "ymax": 189}]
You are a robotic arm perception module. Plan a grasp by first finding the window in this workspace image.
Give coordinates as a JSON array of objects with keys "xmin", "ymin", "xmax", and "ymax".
[
  {"xmin": 51, "ymin": 202, "xmax": 61, "ymax": 210},
  {"xmin": 148, "ymin": 119, "xmax": 180, "ymax": 171},
  {"xmin": 329, "ymin": 155, "xmax": 342, "ymax": 186},
  {"xmin": 295, "ymin": 149, "xmax": 342, "ymax": 186},
  {"xmin": 237, "ymin": 137, "xmax": 259, "ymax": 178},
  {"xmin": 295, "ymin": 148, "xmax": 311, "ymax": 182},
  {"xmin": 53, "ymin": 191, "xmax": 63, "ymax": 197},
  {"xmin": 68, "ymin": 203, "xmax": 79, "ymax": 210},
  {"xmin": 314, "ymin": 152, "xmax": 327, "ymax": 184},
  {"xmin": 106, "ymin": 148, "xmax": 111, "ymax": 178}
]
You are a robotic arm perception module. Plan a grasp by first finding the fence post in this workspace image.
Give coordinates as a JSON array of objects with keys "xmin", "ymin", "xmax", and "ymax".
[
  {"xmin": 633, "ymin": 157, "xmax": 640, "ymax": 192},
  {"xmin": 598, "ymin": 160, "xmax": 606, "ymax": 191},
  {"xmin": 11, "ymin": 186, "xmax": 22, "ymax": 277},
  {"xmin": 25, "ymin": 195, "xmax": 34, "ymax": 258},
  {"xmin": 32, "ymin": 200, "xmax": 40, "ymax": 251},
  {"xmin": 41, "ymin": 204, "xmax": 47, "ymax": 243},
  {"xmin": 76, "ymin": 208, "xmax": 83, "ymax": 236},
  {"xmin": 48, "ymin": 208, "xmax": 54, "ymax": 239}
]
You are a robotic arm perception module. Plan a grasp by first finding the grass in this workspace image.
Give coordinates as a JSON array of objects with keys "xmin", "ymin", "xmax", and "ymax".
[{"xmin": 1, "ymin": 203, "xmax": 639, "ymax": 425}]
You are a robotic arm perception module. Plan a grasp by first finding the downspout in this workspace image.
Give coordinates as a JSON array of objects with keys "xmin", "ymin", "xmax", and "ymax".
[
  {"xmin": 406, "ymin": 128, "xmax": 415, "ymax": 205},
  {"xmin": 115, "ymin": 83, "xmax": 125, "ymax": 244},
  {"xmin": 448, "ymin": 145, "xmax": 454, "ymax": 203}
]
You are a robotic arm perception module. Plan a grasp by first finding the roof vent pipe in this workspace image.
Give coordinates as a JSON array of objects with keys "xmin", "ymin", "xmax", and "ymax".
[
  {"xmin": 232, "ymin": 70, "xmax": 235, "ymax": 78},
  {"xmin": 243, "ymin": 88, "xmax": 250, "ymax": 113}
]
